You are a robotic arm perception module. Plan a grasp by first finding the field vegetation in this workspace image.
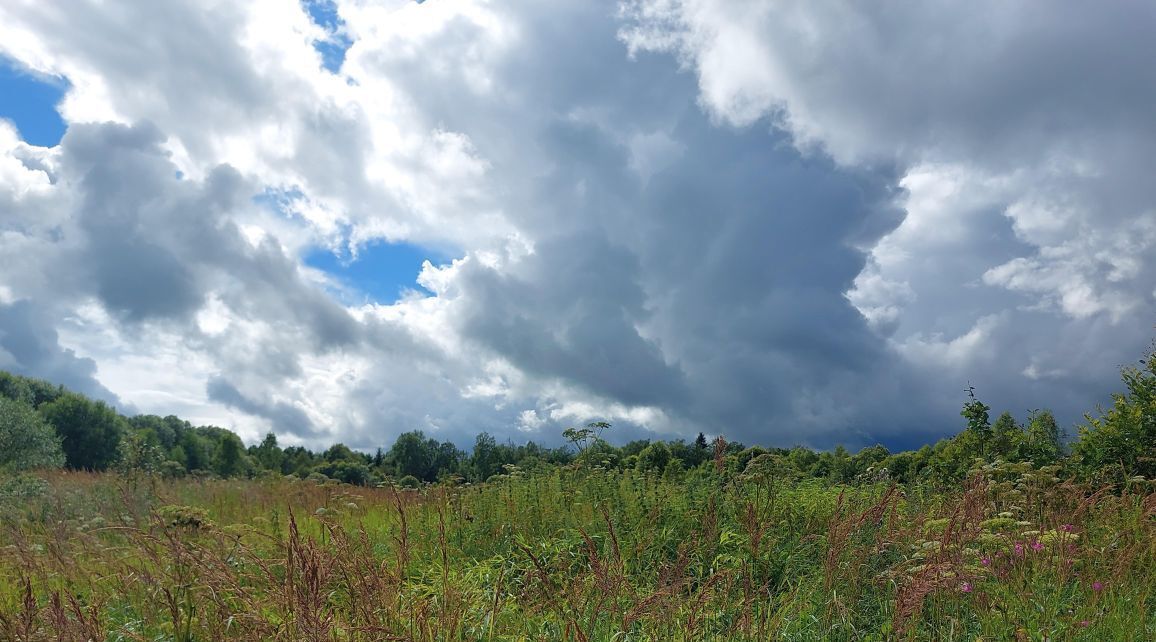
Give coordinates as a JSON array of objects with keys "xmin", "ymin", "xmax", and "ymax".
[{"xmin": 0, "ymin": 344, "xmax": 1155, "ymax": 640}]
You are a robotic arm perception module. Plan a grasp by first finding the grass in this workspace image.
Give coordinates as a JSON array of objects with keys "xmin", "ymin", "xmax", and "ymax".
[{"xmin": 0, "ymin": 463, "xmax": 1153, "ymax": 641}]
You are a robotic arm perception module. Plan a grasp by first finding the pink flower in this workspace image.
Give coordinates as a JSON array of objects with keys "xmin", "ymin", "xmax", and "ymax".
[
  {"xmin": 1061, "ymin": 524, "xmax": 1075, "ymax": 532},
  {"xmin": 1014, "ymin": 542, "xmax": 1025, "ymax": 556},
  {"xmin": 1079, "ymin": 620, "xmax": 1090, "ymax": 627},
  {"xmin": 961, "ymin": 582, "xmax": 973, "ymax": 593},
  {"xmin": 1031, "ymin": 539, "xmax": 1044, "ymax": 552},
  {"xmin": 1092, "ymin": 581, "xmax": 1104, "ymax": 592},
  {"xmin": 981, "ymin": 557, "xmax": 991, "ymax": 566}
]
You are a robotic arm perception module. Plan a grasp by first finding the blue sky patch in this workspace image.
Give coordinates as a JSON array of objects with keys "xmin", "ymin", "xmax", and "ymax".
[
  {"xmin": 306, "ymin": 241, "xmax": 440, "ymax": 303},
  {"xmin": 256, "ymin": 188, "xmax": 441, "ymax": 303},
  {"xmin": 303, "ymin": 0, "xmax": 353, "ymax": 73},
  {"xmin": 0, "ymin": 57, "xmax": 68, "ymax": 147}
]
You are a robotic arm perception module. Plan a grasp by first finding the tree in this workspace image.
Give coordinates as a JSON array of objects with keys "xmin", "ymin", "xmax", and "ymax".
[
  {"xmin": 961, "ymin": 385, "xmax": 992, "ymax": 455},
  {"xmin": 887, "ymin": 451, "xmax": 917, "ymax": 483},
  {"xmin": 851, "ymin": 444, "xmax": 890, "ymax": 480},
  {"xmin": 927, "ymin": 430, "xmax": 981, "ymax": 484},
  {"xmin": 324, "ymin": 443, "xmax": 359, "ymax": 462},
  {"xmin": 0, "ymin": 372, "xmax": 63, "ymax": 408},
  {"xmin": 117, "ymin": 431, "xmax": 165, "ymax": 476},
  {"xmin": 315, "ymin": 459, "xmax": 371, "ymax": 485},
  {"xmin": 390, "ymin": 431, "xmax": 435, "ymax": 481},
  {"xmin": 128, "ymin": 414, "xmax": 179, "ymax": 450},
  {"xmin": 621, "ymin": 439, "xmax": 651, "ymax": 458},
  {"xmin": 1075, "ymin": 345, "xmax": 1156, "ymax": 479},
  {"xmin": 636, "ymin": 441, "xmax": 671, "ymax": 473},
  {"xmin": 788, "ymin": 446, "xmax": 819, "ymax": 474},
  {"xmin": 39, "ymin": 393, "xmax": 125, "ymax": 471},
  {"xmin": 0, "ymin": 396, "xmax": 64, "ymax": 471},
  {"xmin": 214, "ymin": 433, "xmax": 248, "ymax": 477},
  {"xmin": 282, "ymin": 446, "xmax": 316, "ymax": 476},
  {"xmin": 0, "ymin": 372, "xmax": 35, "ymax": 406},
  {"xmin": 253, "ymin": 432, "xmax": 284, "ymax": 471},
  {"xmin": 1024, "ymin": 409, "xmax": 1062, "ymax": 466},
  {"xmin": 176, "ymin": 430, "xmax": 211, "ymax": 472},
  {"xmin": 471, "ymin": 432, "xmax": 500, "ymax": 481},
  {"xmin": 990, "ymin": 411, "xmax": 1021, "ymax": 460},
  {"xmin": 433, "ymin": 440, "xmax": 464, "ymax": 480}
]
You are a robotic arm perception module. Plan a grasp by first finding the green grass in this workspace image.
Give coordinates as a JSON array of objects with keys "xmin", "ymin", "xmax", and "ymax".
[{"xmin": 0, "ymin": 465, "xmax": 1152, "ymax": 641}]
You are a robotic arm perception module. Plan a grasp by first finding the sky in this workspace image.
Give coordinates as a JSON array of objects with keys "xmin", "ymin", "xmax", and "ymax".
[{"xmin": 1, "ymin": 0, "xmax": 1154, "ymax": 452}]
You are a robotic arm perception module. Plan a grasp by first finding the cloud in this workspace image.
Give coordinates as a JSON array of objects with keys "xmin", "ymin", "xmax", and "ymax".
[
  {"xmin": 206, "ymin": 375, "xmax": 321, "ymax": 439},
  {"xmin": 0, "ymin": 0, "xmax": 1150, "ymax": 451},
  {"xmin": 622, "ymin": 0, "xmax": 1156, "ymax": 427},
  {"xmin": 0, "ymin": 299, "xmax": 121, "ymax": 405}
]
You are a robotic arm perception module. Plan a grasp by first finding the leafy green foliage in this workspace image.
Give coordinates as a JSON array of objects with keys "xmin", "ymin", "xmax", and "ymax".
[
  {"xmin": 314, "ymin": 459, "xmax": 371, "ymax": 485},
  {"xmin": 1074, "ymin": 344, "xmax": 1156, "ymax": 479},
  {"xmin": 38, "ymin": 392, "xmax": 125, "ymax": 471},
  {"xmin": 961, "ymin": 384, "xmax": 992, "ymax": 454},
  {"xmin": 117, "ymin": 430, "xmax": 166, "ymax": 476},
  {"xmin": 251, "ymin": 432, "xmax": 284, "ymax": 471},
  {"xmin": 635, "ymin": 440, "xmax": 671, "ymax": 473},
  {"xmin": 1024, "ymin": 409, "xmax": 1063, "ymax": 466},
  {"xmin": 214, "ymin": 431, "xmax": 247, "ymax": 477},
  {"xmin": 1, "ymin": 334, "xmax": 1155, "ymax": 491},
  {"xmin": 991, "ymin": 411, "xmax": 1022, "ymax": 459},
  {"xmin": 0, "ymin": 396, "xmax": 64, "ymax": 472}
]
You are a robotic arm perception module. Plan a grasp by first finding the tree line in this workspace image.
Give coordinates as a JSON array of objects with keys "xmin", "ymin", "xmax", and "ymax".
[{"xmin": 1, "ymin": 341, "xmax": 1154, "ymax": 486}]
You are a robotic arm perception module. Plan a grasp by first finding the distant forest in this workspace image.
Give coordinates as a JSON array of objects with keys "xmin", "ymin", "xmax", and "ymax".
[{"xmin": 1, "ymin": 341, "xmax": 1154, "ymax": 487}]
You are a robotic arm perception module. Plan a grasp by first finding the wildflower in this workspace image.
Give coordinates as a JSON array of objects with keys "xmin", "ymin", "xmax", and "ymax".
[
  {"xmin": 1092, "ymin": 581, "xmax": 1103, "ymax": 592},
  {"xmin": 1060, "ymin": 524, "xmax": 1075, "ymax": 532},
  {"xmin": 1031, "ymin": 539, "xmax": 1044, "ymax": 552},
  {"xmin": 1014, "ymin": 542, "xmax": 1024, "ymax": 556},
  {"xmin": 981, "ymin": 557, "xmax": 991, "ymax": 566},
  {"xmin": 1079, "ymin": 620, "xmax": 1090, "ymax": 628},
  {"xmin": 961, "ymin": 581, "xmax": 973, "ymax": 593}
]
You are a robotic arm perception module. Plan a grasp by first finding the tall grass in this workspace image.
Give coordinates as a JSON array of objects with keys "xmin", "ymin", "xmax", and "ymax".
[{"xmin": 0, "ymin": 464, "xmax": 1152, "ymax": 640}]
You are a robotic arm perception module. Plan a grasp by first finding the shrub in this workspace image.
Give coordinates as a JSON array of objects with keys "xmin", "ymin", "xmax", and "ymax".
[{"xmin": 0, "ymin": 396, "xmax": 64, "ymax": 472}]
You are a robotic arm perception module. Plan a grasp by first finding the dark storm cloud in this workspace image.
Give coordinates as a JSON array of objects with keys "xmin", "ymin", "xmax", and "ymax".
[
  {"xmin": 206, "ymin": 375, "xmax": 320, "ymax": 439},
  {"xmin": 457, "ymin": 230, "xmax": 688, "ymax": 409},
  {"xmin": 617, "ymin": 0, "xmax": 1156, "ymax": 437},
  {"xmin": 0, "ymin": 300, "xmax": 122, "ymax": 405},
  {"xmin": 358, "ymin": 0, "xmax": 927, "ymax": 447}
]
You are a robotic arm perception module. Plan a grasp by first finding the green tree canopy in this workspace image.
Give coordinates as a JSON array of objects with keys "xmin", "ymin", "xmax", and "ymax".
[
  {"xmin": 214, "ymin": 432, "xmax": 248, "ymax": 477},
  {"xmin": 990, "ymin": 411, "xmax": 1021, "ymax": 459},
  {"xmin": 38, "ymin": 393, "xmax": 125, "ymax": 471},
  {"xmin": 636, "ymin": 441, "xmax": 671, "ymax": 473},
  {"xmin": 0, "ymin": 396, "xmax": 64, "ymax": 472},
  {"xmin": 253, "ymin": 432, "xmax": 284, "ymax": 471},
  {"xmin": 1024, "ymin": 409, "xmax": 1062, "ymax": 466},
  {"xmin": 390, "ymin": 431, "xmax": 438, "ymax": 481},
  {"xmin": 1074, "ymin": 348, "xmax": 1156, "ymax": 479}
]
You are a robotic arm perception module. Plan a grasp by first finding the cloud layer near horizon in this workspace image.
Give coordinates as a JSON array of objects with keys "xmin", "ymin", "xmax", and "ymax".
[{"xmin": 1, "ymin": 0, "xmax": 1153, "ymax": 450}]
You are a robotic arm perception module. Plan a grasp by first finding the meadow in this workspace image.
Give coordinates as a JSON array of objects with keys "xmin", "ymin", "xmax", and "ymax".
[{"xmin": 1, "ymin": 459, "xmax": 1153, "ymax": 641}]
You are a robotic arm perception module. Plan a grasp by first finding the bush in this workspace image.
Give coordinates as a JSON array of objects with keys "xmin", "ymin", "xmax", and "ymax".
[
  {"xmin": 39, "ymin": 393, "xmax": 125, "ymax": 471},
  {"xmin": 398, "ymin": 474, "xmax": 421, "ymax": 489},
  {"xmin": 0, "ymin": 397, "xmax": 64, "ymax": 472}
]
